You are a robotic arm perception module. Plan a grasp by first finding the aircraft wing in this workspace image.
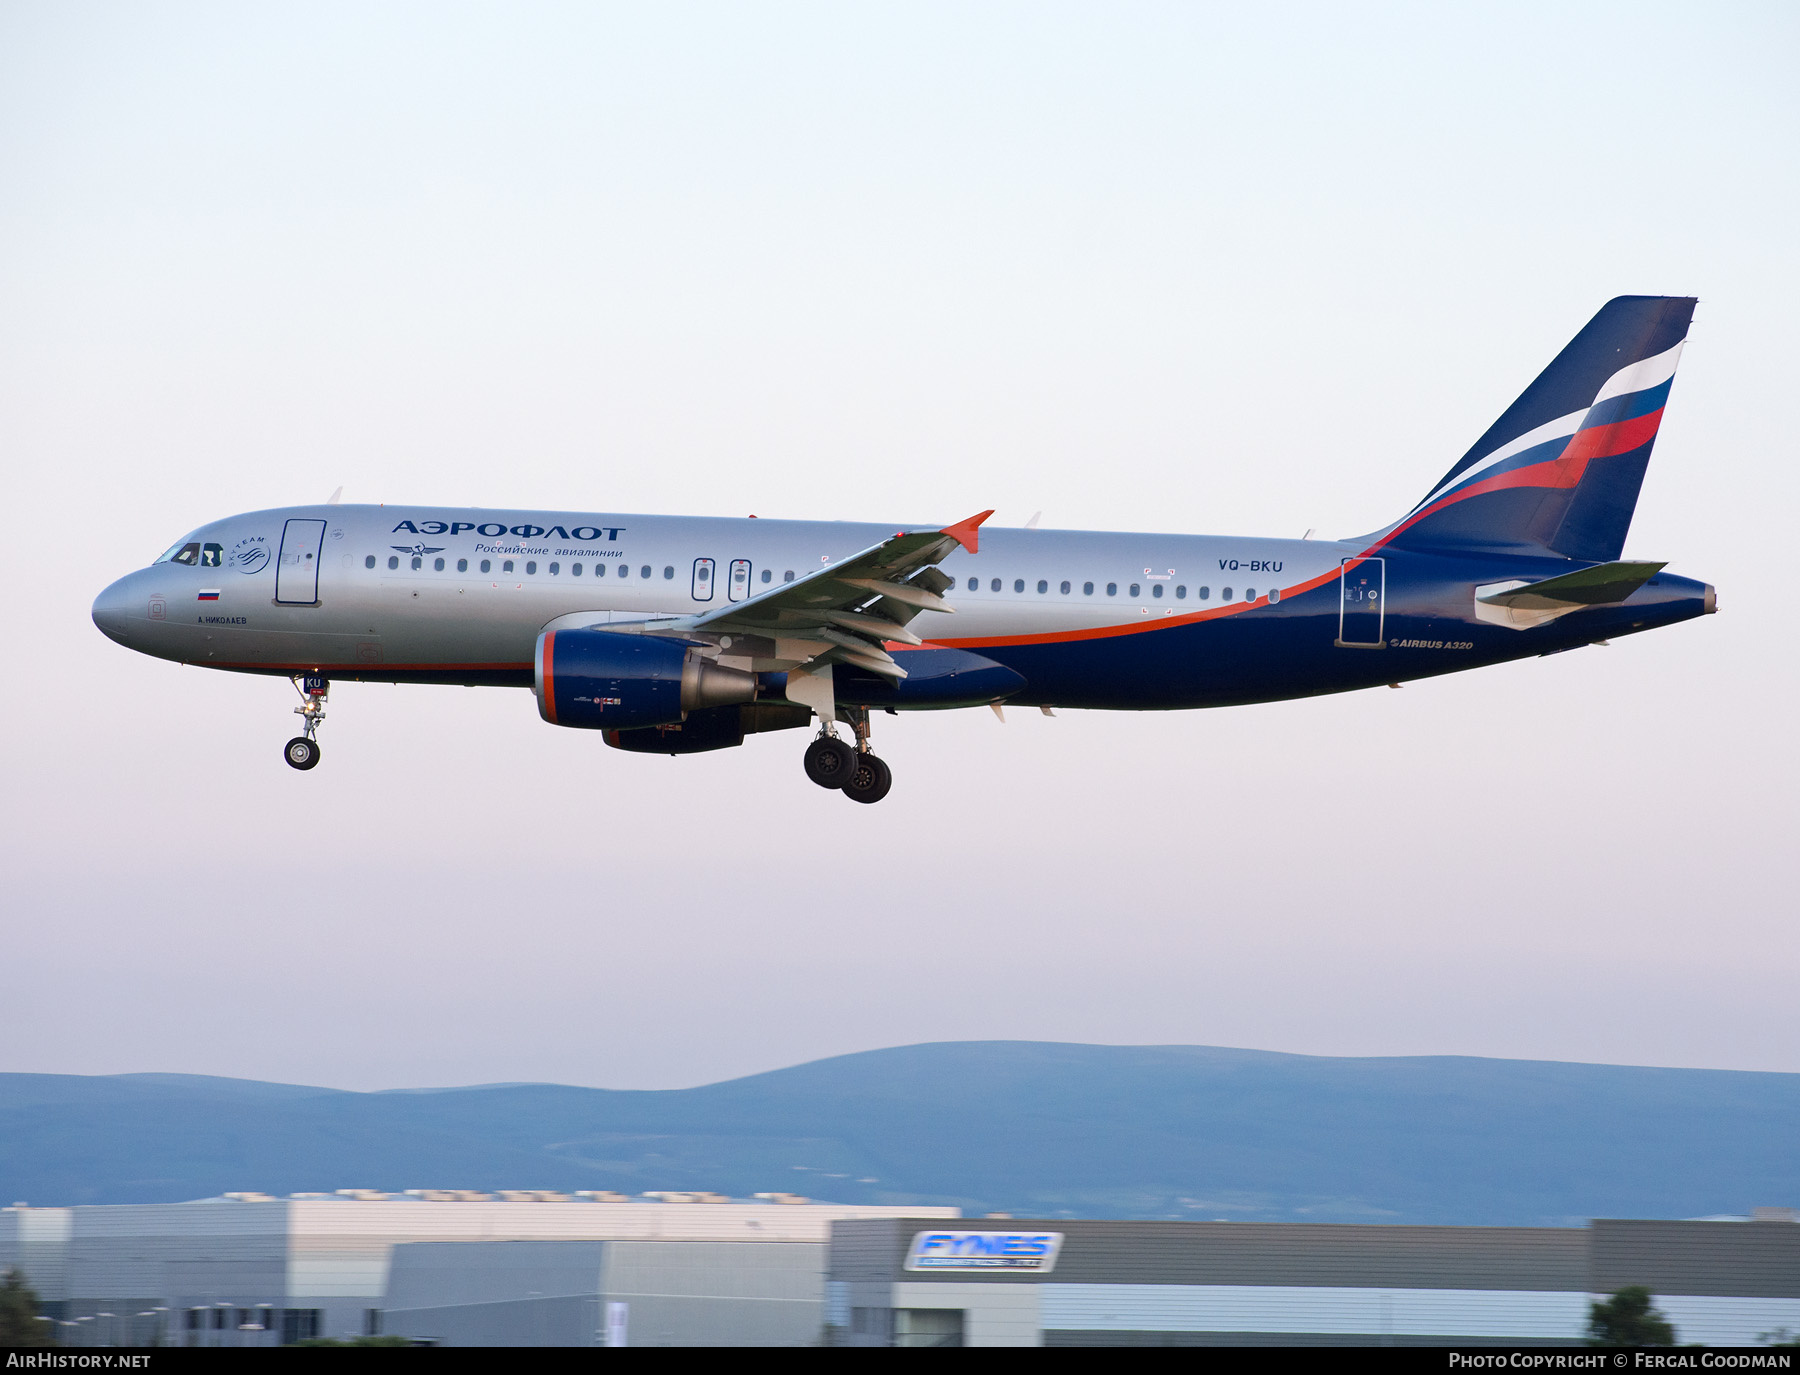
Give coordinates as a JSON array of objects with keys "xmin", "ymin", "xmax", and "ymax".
[{"xmin": 663, "ymin": 510, "xmax": 993, "ymax": 681}]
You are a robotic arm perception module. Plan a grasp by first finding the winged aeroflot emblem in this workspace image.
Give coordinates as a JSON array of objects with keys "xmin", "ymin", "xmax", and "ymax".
[{"xmin": 392, "ymin": 544, "xmax": 446, "ymax": 557}]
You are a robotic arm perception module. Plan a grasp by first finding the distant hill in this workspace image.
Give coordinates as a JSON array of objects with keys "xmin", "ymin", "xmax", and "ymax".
[{"xmin": 2, "ymin": 1043, "xmax": 1795, "ymax": 1223}]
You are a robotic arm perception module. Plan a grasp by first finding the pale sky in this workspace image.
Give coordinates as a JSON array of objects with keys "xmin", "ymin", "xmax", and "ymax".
[{"xmin": 2, "ymin": 1, "xmax": 1795, "ymax": 1090}]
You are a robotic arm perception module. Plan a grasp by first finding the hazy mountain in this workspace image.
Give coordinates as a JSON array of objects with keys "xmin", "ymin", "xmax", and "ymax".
[{"xmin": 3, "ymin": 1043, "xmax": 1794, "ymax": 1223}]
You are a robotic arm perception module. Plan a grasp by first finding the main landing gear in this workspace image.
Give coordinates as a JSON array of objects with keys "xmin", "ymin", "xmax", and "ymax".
[
  {"xmin": 802, "ymin": 709, "xmax": 893, "ymax": 804},
  {"xmin": 284, "ymin": 675, "xmax": 328, "ymax": 771}
]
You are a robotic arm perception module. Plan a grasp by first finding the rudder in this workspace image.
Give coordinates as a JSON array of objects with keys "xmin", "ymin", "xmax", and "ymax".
[{"xmin": 1382, "ymin": 296, "xmax": 1696, "ymax": 561}]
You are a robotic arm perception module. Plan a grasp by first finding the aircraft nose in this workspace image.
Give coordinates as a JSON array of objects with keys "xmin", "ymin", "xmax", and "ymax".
[{"xmin": 92, "ymin": 576, "xmax": 138, "ymax": 644}]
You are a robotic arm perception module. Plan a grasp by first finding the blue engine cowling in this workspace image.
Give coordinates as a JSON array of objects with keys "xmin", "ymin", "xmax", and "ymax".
[{"xmin": 534, "ymin": 628, "xmax": 755, "ymax": 730}]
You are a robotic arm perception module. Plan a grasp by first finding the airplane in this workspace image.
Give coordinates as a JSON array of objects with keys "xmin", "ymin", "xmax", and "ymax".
[{"xmin": 92, "ymin": 296, "xmax": 1714, "ymax": 805}]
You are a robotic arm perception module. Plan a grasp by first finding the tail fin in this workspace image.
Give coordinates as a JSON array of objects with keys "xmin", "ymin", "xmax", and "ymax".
[{"xmin": 1381, "ymin": 296, "xmax": 1696, "ymax": 561}]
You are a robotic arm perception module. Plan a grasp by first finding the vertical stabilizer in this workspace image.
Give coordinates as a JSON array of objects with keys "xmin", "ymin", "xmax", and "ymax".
[{"xmin": 1381, "ymin": 296, "xmax": 1696, "ymax": 561}]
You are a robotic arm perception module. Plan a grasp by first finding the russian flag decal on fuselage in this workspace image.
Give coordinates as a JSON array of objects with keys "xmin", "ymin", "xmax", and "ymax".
[{"xmin": 197, "ymin": 589, "xmax": 221, "ymax": 601}]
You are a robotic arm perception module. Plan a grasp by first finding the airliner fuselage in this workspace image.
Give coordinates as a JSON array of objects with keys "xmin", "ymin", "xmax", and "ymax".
[
  {"xmin": 90, "ymin": 297, "xmax": 1718, "ymax": 803},
  {"xmin": 92, "ymin": 505, "xmax": 1709, "ymax": 705}
]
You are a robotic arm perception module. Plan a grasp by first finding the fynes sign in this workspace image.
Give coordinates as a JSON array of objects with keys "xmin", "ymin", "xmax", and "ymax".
[{"xmin": 904, "ymin": 1230, "xmax": 1064, "ymax": 1273}]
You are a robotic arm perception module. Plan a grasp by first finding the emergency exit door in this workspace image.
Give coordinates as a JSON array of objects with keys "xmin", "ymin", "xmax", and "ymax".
[
  {"xmin": 275, "ymin": 519, "xmax": 327, "ymax": 605},
  {"xmin": 1336, "ymin": 556, "xmax": 1385, "ymax": 647},
  {"xmin": 727, "ymin": 559, "xmax": 752, "ymax": 602},
  {"xmin": 691, "ymin": 557, "xmax": 715, "ymax": 601}
]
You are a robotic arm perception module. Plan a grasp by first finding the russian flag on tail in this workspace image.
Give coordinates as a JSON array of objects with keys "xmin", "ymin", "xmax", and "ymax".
[{"xmin": 1378, "ymin": 296, "xmax": 1696, "ymax": 563}]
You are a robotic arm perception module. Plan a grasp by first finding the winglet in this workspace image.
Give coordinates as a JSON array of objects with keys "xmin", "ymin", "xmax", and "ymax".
[{"xmin": 941, "ymin": 509, "xmax": 994, "ymax": 555}]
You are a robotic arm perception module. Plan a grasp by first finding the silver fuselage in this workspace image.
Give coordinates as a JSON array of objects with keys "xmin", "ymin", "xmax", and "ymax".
[{"xmin": 92, "ymin": 504, "xmax": 1346, "ymax": 689}]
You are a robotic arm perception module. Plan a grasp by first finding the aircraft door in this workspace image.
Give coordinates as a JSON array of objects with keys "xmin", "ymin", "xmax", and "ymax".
[
  {"xmin": 727, "ymin": 559, "xmax": 751, "ymax": 602},
  {"xmin": 691, "ymin": 557, "xmax": 715, "ymax": 601},
  {"xmin": 275, "ymin": 519, "xmax": 328, "ymax": 605},
  {"xmin": 1337, "ymin": 557, "xmax": 1385, "ymax": 647}
]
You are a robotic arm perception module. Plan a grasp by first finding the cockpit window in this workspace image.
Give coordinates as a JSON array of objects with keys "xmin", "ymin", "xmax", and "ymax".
[
  {"xmin": 156, "ymin": 541, "xmax": 202, "ymax": 566},
  {"xmin": 200, "ymin": 543, "xmax": 223, "ymax": 567}
]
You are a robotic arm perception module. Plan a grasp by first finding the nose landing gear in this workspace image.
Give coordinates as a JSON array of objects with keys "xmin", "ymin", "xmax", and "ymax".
[
  {"xmin": 801, "ymin": 707, "xmax": 892, "ymax": 804},
  {"xmin": 285, "ymin": 675, "xmax": 328, "ymax": 771}
]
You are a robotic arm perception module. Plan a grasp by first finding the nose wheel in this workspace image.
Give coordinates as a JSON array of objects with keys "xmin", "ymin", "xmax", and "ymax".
[{"xmin": 285, "ymin": 675, "xmax": 329, "ymax": 771}]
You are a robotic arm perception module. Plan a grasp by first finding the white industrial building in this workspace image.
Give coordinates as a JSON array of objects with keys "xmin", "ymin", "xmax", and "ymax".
[
  {"xmin": 827, "ymin": 1215, "xmax": 1800, "ymax": 1348},
  {"xmin": 0, "ymin": 1193, "xmax": 959, "ymax": 1346},
  {"xmin": 382, "ymin": 1238, "xmax": 832, "ymax": 1346},
  {"xmin": 10, "ymin": 1198, "xmax": 1796, "ymax": 1348}
]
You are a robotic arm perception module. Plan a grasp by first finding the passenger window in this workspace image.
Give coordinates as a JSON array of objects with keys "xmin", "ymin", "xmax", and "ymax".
[
  {"xmin": 503, "ymin": 560, "xmax": 514, "ymax": 573},
  {"xmin": 364, "ymin": 555, "xmax": 375, "ymax": 569},
  {"xmin": 594, "ymin": 562, "xmax": 606, "ymax": 577},
  {"xmin": 411, "ymin": 557, "xmax": 422, "ymax": 570},
  {"xmin": 991, "ymin": 578, "xmax": 1002, "ymax": 592},
  {"xmin": 617, "ymin": 563, "xmax": 628, "ymax": 577},
  {"xmin": 526, "ymin": 561, "xmax": 537, "ymax": 575},
  {"xmin": 1176, "ymin": 585, "xmax": 1186, "ymax": 599},
  {"xmin": 480, "ymin": 559, "xmax": 491, "ymax": 573},
  {"xmin": 1151, "ymin": 584, "xmax": 1163, "ymax": 599},
  {"xmin": 457, "ymin": 558, "xmax": 468, "ymax": 573},
  {"xmin": 663, "ymin": 566, "xmax": 674, "ymax": 579},
  {"xmin": 572, "ymin": 562, "xmax": 581, "ymax": 576},
  {"xmin": 201, "ymin": 543, "xmax": 223, "ymax": 567},
  {"xmin": 1083, "ymin": 581, "xmax": 1094, "ymax": 595},
  {"xmin": 1246, "ymin": 588, "xmax": 1256, "ymax": 601},
  {"xmin": 434, "ymin": 557, "xmax": 445, "ymax": 571},
  {"xmin": 1106, "ymin": 582, "xmax": 1117, "ymax": 596},
  {"xmin": 968, "ymin": 577, "xmax": 978, "ymax": 592},
  {"xmin": 762, "ymin": 569, "xmax": 772, "ymax": 583},
  {"xmin": 548, "ymin": 562, "xmax": 559, "ymax": 575},
  {"xmin": 1060, "ymin": 580, "xmax": 1070, "ymax": 595},
  {"xmin": 1036, "ymin": 579, "xmax": 1048, "ymax": 594},
  {"xmin": 387, "ymin": 556, "xmax": 398, "ymax": 570},
  {"xmin": 1013, "ymin": 579, "xmax": 1025, "ymax": 593},
  {"xmin": 1222, "ymin": 586, "xmax": 1232, "ymax": 600},
  {"xmin": 1130, "ymin": 583, "xmax": 1140, "ymax": 598},
  {"xmin": 642, "ymin": 566, "xmax": 652, "ymax": 579},
  {"xmin": 784, "ymin": 570, "xmax": 795, "ymax": 582},
  {"xmin": 1199, "ymin": 586, "xmax": 1209, "ymax": 600}
]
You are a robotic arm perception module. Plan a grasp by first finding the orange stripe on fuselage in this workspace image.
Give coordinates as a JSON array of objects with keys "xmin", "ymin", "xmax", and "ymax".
[
  {"xmin": 912, "ymin": 562, "xmax": 1348, "ymax": 651},
  {"xmin": 222, "ymin": 554, "xmax": 1376, "ymax": 667}
]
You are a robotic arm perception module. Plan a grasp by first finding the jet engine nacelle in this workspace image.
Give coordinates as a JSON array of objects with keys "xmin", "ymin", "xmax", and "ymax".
[{"xmin": 534, "ymin": 628, "xmax": 756, "ymax": 730}]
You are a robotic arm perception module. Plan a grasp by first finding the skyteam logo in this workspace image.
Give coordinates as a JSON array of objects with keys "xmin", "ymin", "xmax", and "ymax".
[
  {"xmin": 904, "ymin": 1230, "xmax": 1063, "ymax": 1273},
  {"xmin": 228, "ymin": 535, "xmax": 270, "ymax": 574}
]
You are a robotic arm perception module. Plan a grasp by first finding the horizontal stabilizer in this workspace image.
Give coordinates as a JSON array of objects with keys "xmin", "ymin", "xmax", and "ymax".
[
  {"xmin": 1475, "ymin": 560, "xmax": 1665, "ymax": 630},
  {"xmin": 1478, "ymin": 560, "xmax": 1666, "ymax": 610}
]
